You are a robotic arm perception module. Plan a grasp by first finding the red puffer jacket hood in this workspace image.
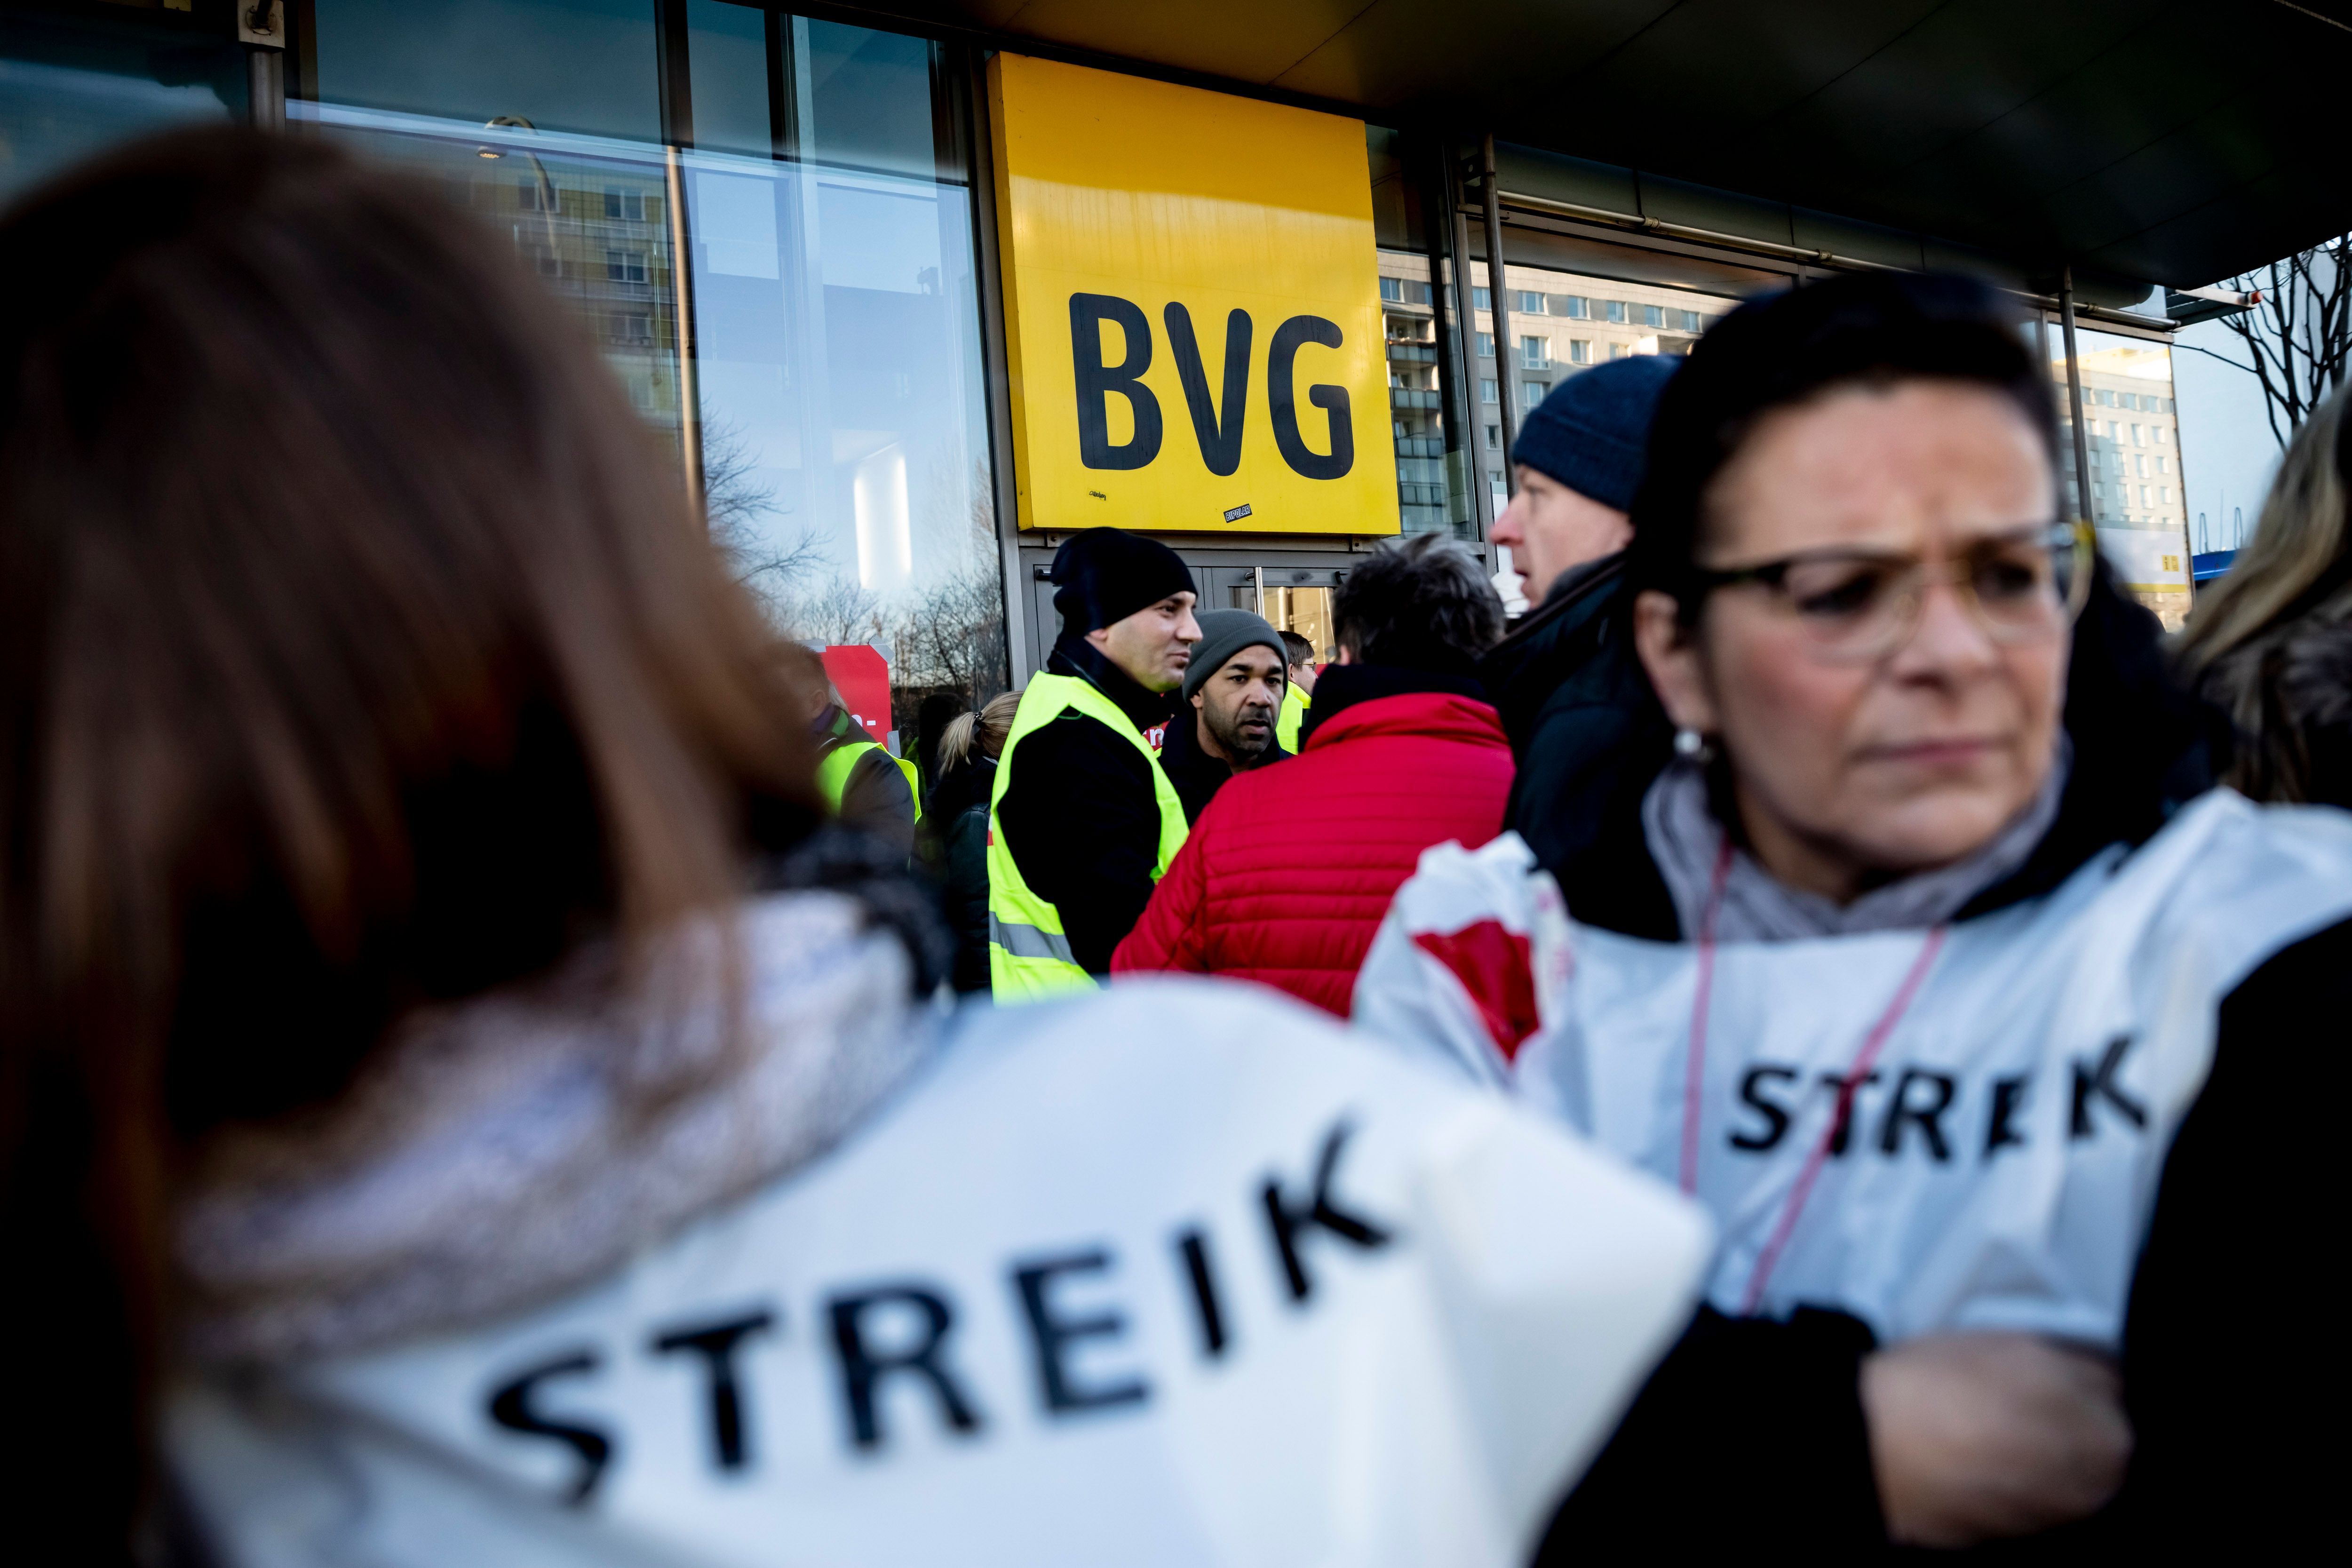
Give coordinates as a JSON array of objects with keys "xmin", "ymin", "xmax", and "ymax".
[{"xmin": 1112, "ymin": 688, "xmax": 1515, "ymax": 1016}]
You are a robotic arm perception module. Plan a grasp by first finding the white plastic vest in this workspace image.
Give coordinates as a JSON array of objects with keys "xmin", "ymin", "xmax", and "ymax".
[
  {"xmin": 170, "ymin": 978, "xmax": 1708, "ymax": 1568},
  {"xmin": 1353, "ymin": 791, "xmax": 2352, "ymax": 1346}
]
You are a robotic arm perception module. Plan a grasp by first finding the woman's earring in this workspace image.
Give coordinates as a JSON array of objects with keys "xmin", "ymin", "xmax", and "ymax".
[{"xmin": 1674, "ymin": 726, "xmax": 1714, "ymax": 763}]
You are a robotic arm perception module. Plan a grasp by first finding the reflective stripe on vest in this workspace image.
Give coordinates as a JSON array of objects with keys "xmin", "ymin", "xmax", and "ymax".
[
  {"xmin": 986, "ymin": 672, "xmax": 1188, "ymax": 1001},
  {"xmin": 1276, "ymin": 682, "xmax": 1310, "ymax": 752},
  {"xmin": 816, "ymin": 739, "xmax": 881, "ymax": 812}
]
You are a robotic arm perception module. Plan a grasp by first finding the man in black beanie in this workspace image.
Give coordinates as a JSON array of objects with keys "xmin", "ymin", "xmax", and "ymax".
[
  {"xmin": 1477, "ymin": 356, "xmax": 1678, "ymax": 879},
  {"xmin": 986, "ymin": 527, "xmax": 1202, "ymax": 996}
]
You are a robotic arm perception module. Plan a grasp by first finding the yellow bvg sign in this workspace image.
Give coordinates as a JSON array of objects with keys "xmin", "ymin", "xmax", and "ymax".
[{"xmin": 989, "ymin": 54, "xmax": 1397, "ymax": 536}]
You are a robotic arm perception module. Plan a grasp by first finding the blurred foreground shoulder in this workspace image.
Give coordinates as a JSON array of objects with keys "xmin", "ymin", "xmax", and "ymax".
[{"xmin": 173, "ymin": 972, "xmax": 1709, "ymax": 1568}]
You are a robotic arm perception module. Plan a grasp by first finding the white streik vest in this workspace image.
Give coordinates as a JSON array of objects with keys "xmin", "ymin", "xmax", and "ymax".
[
  {"xmin": 1353, "ymin": 791, "xmax": 2352, "ymax": 1346},
  {"xmin": 170, "ymin": 977, "xmax": 1708, "ymax": 1568}
]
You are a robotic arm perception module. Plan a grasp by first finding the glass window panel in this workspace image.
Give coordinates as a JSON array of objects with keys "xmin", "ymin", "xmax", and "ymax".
[
  {"xmin": 687, "ymin": 0, "xmax": 771, "ymax": 158},
  {"xmin": 1366, "ymin": 125, "xmax": 1432, "ymax": 252},
  {"xmin": 312, "ymin": 0, "xmax": 661, "ymax": 142},
  {"xmin": 0, "ymin": 11, "xmax": 246, "ymax": 204},
  {"xmin": 2041, "ymin": 320, "xmax": 2189, "ymax": 629},
  {"xmin": 799, "ymin": 20, "xmax": 936, "ymax": 178},
  {"xmin": 297, "ymin": 12, "xmax": 1005, "ymax": 703}
]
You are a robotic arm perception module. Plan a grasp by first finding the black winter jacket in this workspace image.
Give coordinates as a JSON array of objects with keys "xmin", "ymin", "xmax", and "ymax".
[
  {"xmin": 913, "ymin": 754, "xmax": 995, "ymax": 994},
  {"xmin": 1531, "ymin": 573, "xmax": 2334, "ymax": 1560},
  {"xmin": 992, "ymin": 636, "xmax": 1178, "ymax": 975},
  {"xmin": 1477, "ymin": 553, "xmax": 1671, "ymax": 880},
  {"xmin": 1157, "ymin": 704, "xmax": 1290, "ymax": 825},
  {"xmin": 813, "ymin": 708, "xmax": 915, "ymax": 858}
]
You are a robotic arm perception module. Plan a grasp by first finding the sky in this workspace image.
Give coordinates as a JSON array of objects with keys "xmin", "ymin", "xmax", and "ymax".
[{"xmin": 2171, "ymin": 314, "xmax": 2287, "ymax": 557}]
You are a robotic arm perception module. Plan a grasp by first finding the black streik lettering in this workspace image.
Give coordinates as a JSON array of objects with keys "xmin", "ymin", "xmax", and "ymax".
[
  {"xmin": 1165, "ymin": 303, "xmax": 1251, "ymax": 477},
  {"xmin": 486, "ymin": 1350, "xmax": 612, "ymax": 1505},
  {"xmin": 1266, "ymin": 315, "xmax": 1354, "ymax": 480},
  {"xmin": 1176, "ymin": 1226, "xmax": 1229, "ymax": 1358},
  {"xmin": 1013, "ymin": 1249, "xmax": 1150, "ymax": 1416},
  {"xmin": 1878, "ymin": 1068, "xmax": 1957, "ymax": 1161},
  {"xmin": 1261, "ymin": 1119, "xmax": 1395, "ymax": 1303},
  {"xmin": 1819, "ymin": 1070, "xmax": 1882, "ymax": 1157},
  {"xmin": 2071, "ymin": 1034, "xmax": 2148, "ymax": 1139},
  {"xmin": 1985, "ymin": 1075, "xmax": 2030, "ymax": 1157},
  {"xmin": 649, "ymin": 1310, "xmax": 775, "ymax": 1472},
  {"xmin": 1070, "ymin": 293, "xmax": 1162, "ymax": 470},
  {"xmin": 1731, "ymin": 1065, "xmax": 1799, "ymax": 1152},
  {"xmin": 827, "ymin": 1285, "xmax": 985, "ymax": 1451}
]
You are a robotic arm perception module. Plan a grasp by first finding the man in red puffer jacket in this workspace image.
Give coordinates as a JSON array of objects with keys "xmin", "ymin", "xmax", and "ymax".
[{"xmin": 1113, "ymin": 535, "xmax": 1512, "ymax": 1016}]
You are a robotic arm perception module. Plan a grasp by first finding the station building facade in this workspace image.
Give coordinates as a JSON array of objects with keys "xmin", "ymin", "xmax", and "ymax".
[{"xmin": 0, "ymin": 0, "xmax": 2209, "ymax": 709}]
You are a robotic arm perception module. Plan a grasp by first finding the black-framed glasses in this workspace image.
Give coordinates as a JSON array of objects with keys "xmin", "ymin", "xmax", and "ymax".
[{"xmin": 1691, "ymin": 521, "xmax": 2095, "ymax": 665}]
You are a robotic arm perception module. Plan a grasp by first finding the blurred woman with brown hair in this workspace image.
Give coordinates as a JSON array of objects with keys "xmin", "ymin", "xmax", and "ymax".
[
  {"xmin": 0, "ymin": 128, "xmax": 1710, "ymax": 1567},
  {"xmin": 2176, "ymin": 384, "xmax": 2352, "ymax": 803}
]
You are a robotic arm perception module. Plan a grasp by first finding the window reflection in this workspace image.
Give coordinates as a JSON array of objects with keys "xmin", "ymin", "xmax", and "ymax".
[
  {"xmin": 300, "ymin": 11, "xmax": 1007, "ymax": 706},
  {"xmin": 1467, "ymin": 252, "xmax": 1743, "ymax": 504},
  {"xmin": 2042, "ymin": 323, "xmax": 2191, "ymax": 629},
  {"xmin": 313, "ymin": 0, "xmax": 662, "ymax": 142},
  {"xmin": 0, "ymin": 13, "xmax": 246, "ymax": 204},
  {"xmin": 1371, "ymin": 127, "xmax": 1477, "ymax": 539}
]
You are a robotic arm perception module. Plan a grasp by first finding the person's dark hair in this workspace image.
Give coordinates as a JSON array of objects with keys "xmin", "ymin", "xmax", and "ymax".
[
  {"xmin": 1279, "ymin": 629, "xmax": 1315, "ymax": 668},
  {"xmin": 1628, "ymin": 272, "xmax": 2059, "ymax": 619},
  {"xmin": 1332, "ymin": 534, "xmax": 1505, "ymax": 674},
  {"xmin": 0, "ymin": 128, "xmax": 818, "ymax": 1555}
]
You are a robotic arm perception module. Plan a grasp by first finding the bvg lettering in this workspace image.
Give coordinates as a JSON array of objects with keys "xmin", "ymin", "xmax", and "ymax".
[{"xmin": 1069, "ymin": 292, "xmax": 1354, "ymax": 480}]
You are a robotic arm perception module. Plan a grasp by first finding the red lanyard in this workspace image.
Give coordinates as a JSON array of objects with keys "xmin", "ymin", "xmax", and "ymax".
[
  {"xmin": 1677, "ymin": 841, "xmax": 1735, "ymax": 1194},
  {"xmin": 1676, "ymin": 838, "xmax": 1947, "ymax": 1310}
]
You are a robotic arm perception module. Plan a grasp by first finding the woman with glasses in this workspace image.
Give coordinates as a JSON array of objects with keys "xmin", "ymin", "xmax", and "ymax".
[{"xmin": 1361, "ymin": 274, "xmax": 2352, "ymax": 1556}]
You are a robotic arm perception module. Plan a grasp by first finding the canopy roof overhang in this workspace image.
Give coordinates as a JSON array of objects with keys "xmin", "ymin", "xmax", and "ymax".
[{"xmin": 846, "ymin": 0, "xmax": 2352, "ymax": 301}]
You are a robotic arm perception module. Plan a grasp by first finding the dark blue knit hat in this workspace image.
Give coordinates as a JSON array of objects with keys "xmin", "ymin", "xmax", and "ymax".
[{"xmin": 1510, "ymin": 355, "xmax": 1679, "ymax": 512}]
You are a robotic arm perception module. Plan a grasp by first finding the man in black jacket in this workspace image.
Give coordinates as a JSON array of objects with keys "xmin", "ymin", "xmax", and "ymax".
[
  {"xmin": 1478, "ymin": 355, "xmax": 1677, "ymax": 877},
  {"xmin": 993, "ymin": 528, "xmax": 1200, "ymax": 977}
]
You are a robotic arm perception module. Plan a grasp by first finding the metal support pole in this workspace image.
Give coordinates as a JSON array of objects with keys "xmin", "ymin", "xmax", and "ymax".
[
  {"xmin": 1479, "ymin": 134, "xmax": 1519, "ymax": 500},
  {"xmin": 654, "ymin": 1, "xmax": 703, "ymax": 514},
  {"xmin": 2059, "ymin": 267, "xmax": 2095, "ymax": 527},
  {"xmin": 664, "ymin": 147, "xmax": 703, "ymax": 512},
  {"xmin": 967, "ymin": 48, "xmax": 1030, "ymax": 686},
  {"xmin": 1443, "ymin": 144, "xmax": 1494, "ymax": 542},
  {"xmin": 239, "ymin": 0, "xmax": 286, "ymax": 129}
]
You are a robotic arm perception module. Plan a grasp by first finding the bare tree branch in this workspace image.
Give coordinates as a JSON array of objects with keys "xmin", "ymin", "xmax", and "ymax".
[
  {"xmin": 2214, "ymin": 237, "xmax": 2352, "ymax": 446},
  {"xmin": 701, "ymin": 417, "xmax": 834, "ymax": 619}
]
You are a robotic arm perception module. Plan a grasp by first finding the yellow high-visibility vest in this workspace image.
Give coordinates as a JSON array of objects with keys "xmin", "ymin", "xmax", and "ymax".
[
  {"xmin": 817, "ymin": 722, "xmax": 921, "ymax": 826},
  {"xmin": 816, "ymin": 737, "xmax": 883, "ymax": 812},
  {"xmin": 895, "ymin": 754, "xmax": 922, "ymax": 821},
  {"xmin": 1276, "ymin": 682, "xmax": 1311, "ymax": 752},
  {"xmin": 986, "ymin": 672, "xmax": 1187, "ymax": 999}
]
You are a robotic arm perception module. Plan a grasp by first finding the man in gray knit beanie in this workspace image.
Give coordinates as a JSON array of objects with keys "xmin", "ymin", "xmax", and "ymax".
[{"xmin": 1158, "ymin": 608, "xmax": 1290, "ymax": 823}]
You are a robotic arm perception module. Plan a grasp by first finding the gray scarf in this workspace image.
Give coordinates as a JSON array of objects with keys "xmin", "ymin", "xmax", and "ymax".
[
  {"xmin": 175, "ymin": 891, "xmax": 938, "ymax": 1364},
  {"xmin": 1642, "ymin": 738, "xmax": 2071, "ymax": 942}
]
